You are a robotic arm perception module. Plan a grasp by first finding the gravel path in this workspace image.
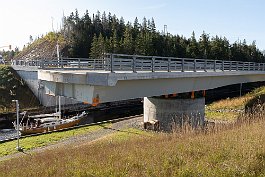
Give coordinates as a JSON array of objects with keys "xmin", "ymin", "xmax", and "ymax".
[{"xmin": 0, "ymin": 116, "xmax": 143, "ymax": 162}]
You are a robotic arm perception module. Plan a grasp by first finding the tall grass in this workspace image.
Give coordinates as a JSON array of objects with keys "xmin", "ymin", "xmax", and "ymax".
[
  {"xmin": 1, "ymin": 107, "xmax": 265, "ymax": 176},
  {"xmin": 206, "ymin": 86, "xmax": 265, "ymax": 121}
]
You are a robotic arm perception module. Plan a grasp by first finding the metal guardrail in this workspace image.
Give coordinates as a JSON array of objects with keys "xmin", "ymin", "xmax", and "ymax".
[{"xmin": 12, "ymin": 54, "xmax": 265, "ymax": 73}]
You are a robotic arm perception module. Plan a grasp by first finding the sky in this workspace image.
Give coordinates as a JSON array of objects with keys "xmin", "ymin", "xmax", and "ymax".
[{"xmin": 0, "ymin": 0, "xmax": 265, "ymax": 51}]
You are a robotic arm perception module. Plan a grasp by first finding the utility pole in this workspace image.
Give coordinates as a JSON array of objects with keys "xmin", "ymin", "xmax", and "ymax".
[
  {"xmin": 51, "ymin": 17, "xmax": 54, "ymax": 32},
  {"xmin": 56, "ymin": 41, "xmax": 60, "ymax": 68},
  {"xmin": 163, "ymin": 25, "xmax": 167, "ymax": 36},
  {"xmin": 12, "ymin": 100, "xmax": 23, "ymax": 151}
]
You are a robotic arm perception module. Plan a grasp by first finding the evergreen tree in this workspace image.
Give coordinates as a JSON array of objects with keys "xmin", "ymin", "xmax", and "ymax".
[
  {"xmin": 199, "ymin": 31, "xmax": 210, "ymax": 58},
  {"xmin": 186, "ymin": 31, "xmax": 199, "ymax": 58},
  {"xmin": 122, "ymin": 24, "xmax": 134, "ymax": 54},
  {"xmin": 89, "ymin": 34, "xmax": 100, "ymax": 58}
]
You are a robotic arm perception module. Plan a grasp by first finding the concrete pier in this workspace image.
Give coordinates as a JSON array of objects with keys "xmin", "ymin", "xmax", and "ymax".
[{"xmin": 144, "ymin": 97, "xmax": 205, "ymax": 131}]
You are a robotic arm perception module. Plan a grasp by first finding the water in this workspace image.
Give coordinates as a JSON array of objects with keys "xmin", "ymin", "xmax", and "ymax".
[{"xmin": 0, "ymin": 129, "xmax": 19, "ymax": 141}]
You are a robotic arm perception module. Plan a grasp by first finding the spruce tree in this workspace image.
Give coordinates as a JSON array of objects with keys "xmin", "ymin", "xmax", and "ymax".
[{"xmin": 89, "ymin": 34, "xmax": 100, "ymax": 58}]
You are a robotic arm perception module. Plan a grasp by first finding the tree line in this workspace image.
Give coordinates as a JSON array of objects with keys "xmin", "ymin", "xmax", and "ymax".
[{"xmin": 61, "ymin": 10, "xmax": 265, "ymax": 62}]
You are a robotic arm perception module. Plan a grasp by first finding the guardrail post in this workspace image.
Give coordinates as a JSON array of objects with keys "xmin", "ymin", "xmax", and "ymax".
[
  {"xmin": 110, "ymin": 54, "xmax": 114, "ymax": 73},
  {"xmin": 133, "ymin": 55, "xmax": 136, "ymax": 73},
  {"xmin": 222, "ymin": 60, "xmax": 224, "ymax": 71},
  {"xmin": 194, "ymin": 59, "xmax": 197, "ymax": 72},
  {"xmin": 168, "ymin": 58, "xmax": 171, "ymax": 72},
  {"xmin": 263, "ymin": 63, "xmax": 265, "ymax": 71},
  {"xmin": 42, "ymin": 60, "xmax": 45, "ymax": 69},
  {"xmin": 229, "ymin": 61, "xmax": 232, "ymax": 71},
  {"xmin": 78, "ymin": 58, "xmax": 81, "ymax": 69},
  {"xmin": 61, "ymin": 58, "xmax": 63, "ymax": 69},
  {"xmin": 152, "ymin": 57, "xmax": 155, "ymax": 72},
  {"xmin": 204, "ymin": 59, "xmax": 207, "ymax": 72},
  {"xmin": 248, "ymin": 62, "xmax": 250, "ymax": 71},
  {"xmin": 93, "ymin": 59, "xmax": 96, "ymax": 70},
  {"xmin": 214, "ymin": 60, "xmax": 216, "ymax": 71},
  {"xmin": 203, "ymin": 59, "xmax": 207, "ymax": 72},
  {"xmin": 181, "ymin": 58, "xmax": 184, "ymax": 72}
]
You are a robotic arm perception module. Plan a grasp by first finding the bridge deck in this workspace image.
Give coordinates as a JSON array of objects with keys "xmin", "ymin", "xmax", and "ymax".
[{"xmin": 12, "ymin": 54, "xmax": 265, "ymax": 104}]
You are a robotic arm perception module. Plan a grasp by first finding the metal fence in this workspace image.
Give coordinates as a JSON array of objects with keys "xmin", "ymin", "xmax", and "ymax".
[{"xmin": 12, "ymin": 53, "xmax": 265, "ymax": 73}]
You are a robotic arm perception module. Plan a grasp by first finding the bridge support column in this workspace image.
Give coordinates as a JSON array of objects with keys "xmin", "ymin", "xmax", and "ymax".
[{"xmin": 143, "ymin": 96, "xmax": 205, "ymax": 131}]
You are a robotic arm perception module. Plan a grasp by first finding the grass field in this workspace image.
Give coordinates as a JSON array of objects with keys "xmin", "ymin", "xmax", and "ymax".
[
  {"xmin": 0, "ymin": 123, "xmax": 109, "ymax": 157},
  {"xmin": 1, "ymin": 87, "xmax": 265, "ymax": 176},
  {"xmin": 0, "ymin": 111, "xmax": 265, "ymax": 176}
]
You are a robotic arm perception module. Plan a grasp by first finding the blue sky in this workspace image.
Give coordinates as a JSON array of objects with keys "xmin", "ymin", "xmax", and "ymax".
[{"xmin": 0, "ymin": 0, "xmax": 264, "ymax": 51}]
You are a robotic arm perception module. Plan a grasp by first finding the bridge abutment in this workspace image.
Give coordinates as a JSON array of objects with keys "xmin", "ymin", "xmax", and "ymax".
[{"xmin": 143, "ymin": 95, "xmax": 205, "ymax": 131}]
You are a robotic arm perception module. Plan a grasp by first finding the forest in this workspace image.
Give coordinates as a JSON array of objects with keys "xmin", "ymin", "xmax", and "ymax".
[{"xmin": 60, "ymin": 10, "xmax": 265, "ymax": 62}]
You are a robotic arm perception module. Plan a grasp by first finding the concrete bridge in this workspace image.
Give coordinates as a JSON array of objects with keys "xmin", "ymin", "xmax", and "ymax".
[{"xmin": 12, "ymin": 54, "xmax": 265, "ymax": 130}]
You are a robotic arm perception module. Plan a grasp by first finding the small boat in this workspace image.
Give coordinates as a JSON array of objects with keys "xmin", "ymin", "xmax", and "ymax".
[
  {"xmin": 14, "ymin": 96, "xmax": 87, "ymax": 135},
  {"xmin": 16, "ymin": 111, "xmax": 86, "ymax": 135}
]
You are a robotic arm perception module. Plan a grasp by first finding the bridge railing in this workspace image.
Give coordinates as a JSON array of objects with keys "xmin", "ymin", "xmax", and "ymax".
[{"xmin": 12, "ymin": 54, "xmax": 265, "ymax": 73}]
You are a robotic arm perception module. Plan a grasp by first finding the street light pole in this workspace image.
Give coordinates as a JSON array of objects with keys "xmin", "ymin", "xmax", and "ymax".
[{"xmin": 12, "ymin": 100, "xmax": 22, "ymax": 151}]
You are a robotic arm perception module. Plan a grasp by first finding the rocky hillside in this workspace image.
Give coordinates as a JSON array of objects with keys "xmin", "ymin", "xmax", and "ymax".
[{"xmin": 14, "ymin": 32, "xmax": 67, "ymax": 60}]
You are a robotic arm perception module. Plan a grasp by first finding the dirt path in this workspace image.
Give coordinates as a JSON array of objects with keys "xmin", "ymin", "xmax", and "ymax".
[{"xmin": 0, "ymin": 116, "xmax": 143, "ymax": 162}]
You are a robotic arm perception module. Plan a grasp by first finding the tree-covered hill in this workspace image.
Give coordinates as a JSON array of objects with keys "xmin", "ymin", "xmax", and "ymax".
[
  {"xmin": 16, "ymin": 10, "xmax": 265, "ymax": 63},
  {"xmin": 62, "ymin": 10, "xmax": 264, "ymax": 62}
]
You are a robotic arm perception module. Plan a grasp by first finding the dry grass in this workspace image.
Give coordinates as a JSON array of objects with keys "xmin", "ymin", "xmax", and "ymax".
[
  {"xmin": 1, "ymin": 110, "xmax": 265, "ymax": 176},
  {"xmin": 208, "ymin": 86, "xmax": 265, "ymax": 110},
  {"xmin": 206, "ymin": 86, "xmax": 265, "ymax": 121},
  {"xmin": 207, "ymin": 96, "xmax": 250, "ymax": 110}
]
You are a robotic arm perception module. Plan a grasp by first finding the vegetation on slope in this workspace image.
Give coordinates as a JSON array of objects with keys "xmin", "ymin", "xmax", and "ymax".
[
  {"xmin": 0, "ymin": 65, "xmax": 39, "ymax": 112},
  {"xmin": 0, "ymin": 112, "xmax": 265, "ymax": 176},
  {"xmin": 206, "ymin": 86, "xmax": 265, "ymax": 121},
  {"xmin": 14, "ymin": 32, "xmax": 67, "ymax": 60}
]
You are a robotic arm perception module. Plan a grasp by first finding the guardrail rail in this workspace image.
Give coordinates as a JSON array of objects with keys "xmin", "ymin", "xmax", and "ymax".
[{"xmin": 12, "ymin": 54, "xmax": 265, "ymax": 73}]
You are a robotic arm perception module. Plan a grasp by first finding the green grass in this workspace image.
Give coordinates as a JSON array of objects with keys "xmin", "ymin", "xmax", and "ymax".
[
  {"xmin": 0, "ymin": 123, "xmax": 109, "ymax": 157},
  {"xmin": 205, "ymin": 110, "xmax": 239, "ymax": 121},
  {"xmin": 100, "ymin": 128, "xmax": 155, "ymax": 142}
]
